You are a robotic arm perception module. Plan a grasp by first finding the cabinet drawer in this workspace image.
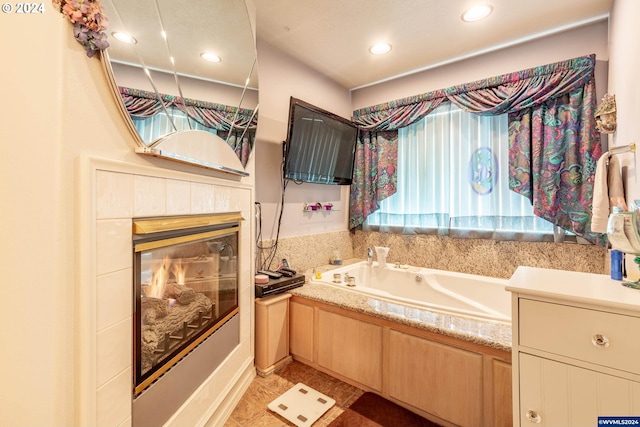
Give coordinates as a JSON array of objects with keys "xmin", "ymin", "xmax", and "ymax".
[{"xmin": 519, "ymin": 299, "xmax": 640, "ymax": 375}]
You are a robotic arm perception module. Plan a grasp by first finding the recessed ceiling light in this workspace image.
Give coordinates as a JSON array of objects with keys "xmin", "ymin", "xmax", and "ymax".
[
  {"xmin": 111, "ymin": 32, "xmax": 137, "ymax": 44},
  {"xmin": 369, "ymin": 43, "xmax": 392, "ymax": 55},
  {"xmin": 461, "ymin": 4, "xmax": 493, "ymax": 22},
  {"xmin": 200, "ymin": 52, "xmax": 222, "ymax": 63}
]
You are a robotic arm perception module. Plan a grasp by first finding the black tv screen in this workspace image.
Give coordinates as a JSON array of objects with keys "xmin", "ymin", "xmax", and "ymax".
[{"xmin": 283, "ymin": 97, "xmax": 358, "ymax": 185}]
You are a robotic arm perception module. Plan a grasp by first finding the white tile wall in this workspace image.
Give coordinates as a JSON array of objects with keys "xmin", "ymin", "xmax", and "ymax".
[
  {"xmin": 190, "ymin": 182, "xmax": 215, "ymax": 213},
  {"xmin": 97, "ymin": 318, "xmax": 132, "ymax": 387},
  {"xmin": 96, "ymin": 368, "xmax": 132, "ymax": 427},
  {"xmin": 165, "ymin": 179, "xmax": 192, "ymax": 215},
  {"xmin": 96, "ymin": 171, "xmax": 133, "ymax": 220},
  {"xmin": 134, "ymin": 175, "xmax": 166, "ymax": 217},
  {"xmin": 93, "ymin": 168, "xmax": 251, "ymax": 427},
  {"xmin": 96, "ymin": 268, "xmax": 132, "ymax": 332},
  {"xmin": 96, "ymin": 219, "xmax": 132, "ymax": 276},
  {"xmin": 214, "ymin": 185, "xmax": 232, "ymax": 211}
]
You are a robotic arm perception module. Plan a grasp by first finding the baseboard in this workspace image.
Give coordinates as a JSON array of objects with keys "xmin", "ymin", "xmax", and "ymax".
[
  {"xmin": 256, "ymin": 355, "xmax": 292, "ymax": 377},
  {"xmin": 202, "ymin": 362, "xmax": 256, "ymax": 427}
]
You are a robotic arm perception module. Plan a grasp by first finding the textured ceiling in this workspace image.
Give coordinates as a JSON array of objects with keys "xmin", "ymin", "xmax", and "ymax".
[{"xmin": 254, "ymin": 0, "xmax": 613, "ymax": 89}]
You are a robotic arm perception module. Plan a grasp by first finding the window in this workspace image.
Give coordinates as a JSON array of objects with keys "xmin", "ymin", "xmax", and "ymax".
[
  {"xmin": 364, "ymin": 102, "xmax": 559, "ymax": 241},
  {"xmin": 132, "ymin": 106, "xmax": 218, "ymax": 144}
]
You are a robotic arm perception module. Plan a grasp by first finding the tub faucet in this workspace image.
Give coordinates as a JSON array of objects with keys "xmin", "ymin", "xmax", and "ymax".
[{"xmin": 367, "ymin": 247, "xmax": 374, "ymax": 266}]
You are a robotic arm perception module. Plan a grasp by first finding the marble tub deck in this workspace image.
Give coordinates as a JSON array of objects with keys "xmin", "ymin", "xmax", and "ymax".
[{"xmin": 296, "ymin": 263, "xmax": 512, "ymax": 352}]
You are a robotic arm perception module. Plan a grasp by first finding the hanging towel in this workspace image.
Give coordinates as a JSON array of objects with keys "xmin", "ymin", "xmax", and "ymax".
[{"xmin": 591, "ymin": 152, "xmax": 627, "ymax": 233}]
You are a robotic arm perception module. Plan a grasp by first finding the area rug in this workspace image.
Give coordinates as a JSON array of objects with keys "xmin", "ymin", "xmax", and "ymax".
[{"xmin": 328, "ymin": 392, "xmax": 442, "ymax": 427}]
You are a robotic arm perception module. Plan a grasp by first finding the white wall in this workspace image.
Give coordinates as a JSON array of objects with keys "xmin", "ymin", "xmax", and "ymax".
[
  {"xmin": 608, "ymin": 0, "xmax": 640, "ymax": 202},
  {"xmin": 607, "ymin": 0, "xmax": 640, "ymax": 275},
  {"xmin": 254, "ymin": 39, "xmax": 352, "ymax": 240}
]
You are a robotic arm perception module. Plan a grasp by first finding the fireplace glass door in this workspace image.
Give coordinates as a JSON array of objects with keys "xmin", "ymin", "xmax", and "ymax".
[{"xmin": 133, "ymin": 214, "xmax": 240, "ymax": 394}]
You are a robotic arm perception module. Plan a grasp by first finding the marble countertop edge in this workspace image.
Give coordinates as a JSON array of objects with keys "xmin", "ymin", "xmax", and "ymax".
[{"xmin": 289, "ymin": 280, "xmax": 512, "ymax": 353}]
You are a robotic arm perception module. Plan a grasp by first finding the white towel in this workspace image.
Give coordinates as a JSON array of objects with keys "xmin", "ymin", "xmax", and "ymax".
[{"xmin": 591, "ymin": 152, "xmax": 627, "ymax": 233}]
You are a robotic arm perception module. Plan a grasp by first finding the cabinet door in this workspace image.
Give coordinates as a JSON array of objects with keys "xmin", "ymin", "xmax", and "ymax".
[
  {"xmin": 388, "ymin": 330, "xmax": 483, "ymax": 427},
  {"xmin": 317, "ymin": 309, "xmax": 382, "ymax": 390},
  {"xmin": 255, "ymin": 294, "xmax": 290, "ymax": 372},
  {"xmin": 289, "ymin": 300, "xmax": 314, "ymax": 362},
  {"xmin": 519, "ymin": 353, "xmax": 640, "ymax": 426},
  {"xmin": 492, "ymin": 359, "xmax": 513, "ymax": 427}
]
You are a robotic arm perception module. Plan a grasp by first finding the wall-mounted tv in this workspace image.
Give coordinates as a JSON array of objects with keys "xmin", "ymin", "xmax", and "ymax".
[{"xmin": 283, "ymin": 97, "xmax": 358, "ymax": 185}]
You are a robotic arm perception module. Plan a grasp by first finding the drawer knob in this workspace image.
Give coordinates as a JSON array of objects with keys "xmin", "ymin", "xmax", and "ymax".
[
  {"xmin": 592, "ymin": 334, "xmax": 610, "ymax": 348},
  {"xmin": 526, "ymin": 409, "xmax": 542, "ymax": 423}
]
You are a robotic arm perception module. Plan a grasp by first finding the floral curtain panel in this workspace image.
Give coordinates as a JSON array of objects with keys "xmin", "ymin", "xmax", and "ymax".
[
  {"xmin": 509, "ymin": 85, "xmax": 603, "ymax": 244},
  {"xmin": 350, "ymin": 54, "xmax": 602, "ymax": 244},
  {"xmin": 118, "ymin": 87, "xmax": 257, "ymax": 166},
  {"xmin": 350, "ymin": 94, "xmax": 446, "ymax": 228}
]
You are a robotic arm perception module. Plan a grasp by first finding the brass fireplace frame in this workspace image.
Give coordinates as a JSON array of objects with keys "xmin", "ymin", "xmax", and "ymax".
[{"xmin": 132, "ymin": 212, "xmax": 243, "ymax": 395}]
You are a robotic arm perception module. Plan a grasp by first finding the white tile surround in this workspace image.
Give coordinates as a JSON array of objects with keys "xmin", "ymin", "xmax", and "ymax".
[{"xmin": 85, "ymin": 157, "xmax": 255, "ymax": 427}]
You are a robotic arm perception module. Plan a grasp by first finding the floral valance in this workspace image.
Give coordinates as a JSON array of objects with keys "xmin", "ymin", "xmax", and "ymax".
[
  {"xmin": 353, "ymin": 55, "xmax": 595, "ymax": 123},
  {"xmin": 350, "ymin": 54, "xmax": 603, "ymax": 244},
  {"xmin": 119, "ymin": 87, "xmax": 257, "ymax": 130},
  {"xmin": 118, "ymin": 86, "xmax": 257, "ymax": 166},
  {"xmin": 444, "ymin": 55, "xmax": 595, "ymax": 115},
  {"xmin": 353, "ymin": 91, "xmax": 447, "ymax": 131}
]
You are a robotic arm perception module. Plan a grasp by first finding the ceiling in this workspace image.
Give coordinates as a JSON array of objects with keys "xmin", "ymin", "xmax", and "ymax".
[{"xmin": 253, "ymin": 0, "xmax": 613, "ymax": 90}]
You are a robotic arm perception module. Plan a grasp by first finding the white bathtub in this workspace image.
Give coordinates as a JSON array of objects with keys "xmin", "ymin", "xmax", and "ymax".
[{"xmin": 312, "ymin": 261, "xmax": 511, "ymax": 323}]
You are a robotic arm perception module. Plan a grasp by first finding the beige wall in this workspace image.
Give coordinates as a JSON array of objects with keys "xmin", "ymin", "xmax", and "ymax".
[{"xmin": 2, "ymin": 11, "xmax": 70, "ymax": 426}]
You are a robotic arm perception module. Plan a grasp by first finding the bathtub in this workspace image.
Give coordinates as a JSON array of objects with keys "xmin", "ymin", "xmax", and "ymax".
[{"xmin": 312, "ymin": 261, "xmax": 511, "ymax": 323}]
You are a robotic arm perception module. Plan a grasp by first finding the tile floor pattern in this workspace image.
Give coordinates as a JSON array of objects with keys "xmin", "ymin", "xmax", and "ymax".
[{"xmin": 224, "ymin": 361, "xmax": 364, "ymax": 426}]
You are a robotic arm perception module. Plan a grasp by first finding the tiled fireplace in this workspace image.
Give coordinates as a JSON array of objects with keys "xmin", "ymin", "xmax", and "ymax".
[{"xmin": 88, "ymin": 158, "xmax": 253, "ymax": 427}]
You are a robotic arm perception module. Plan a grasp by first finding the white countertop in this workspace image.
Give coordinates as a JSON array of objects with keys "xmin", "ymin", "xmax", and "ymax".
[{"xmin": 507, "ymin": 266, "xmax": 640, "ymax": 314}]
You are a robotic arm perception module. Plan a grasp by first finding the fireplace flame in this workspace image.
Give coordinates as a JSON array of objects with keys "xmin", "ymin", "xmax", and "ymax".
[
  {"xmin": 172, "ymin": 261, "xmax": 186, "ymax": 285},
  {"xmin": 147, "ymin": 256, "xmax": 171, "ymax": 299}
]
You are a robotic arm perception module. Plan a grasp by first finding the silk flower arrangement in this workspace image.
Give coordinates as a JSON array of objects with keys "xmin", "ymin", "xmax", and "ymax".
[{"xmin": 53, "ymin": 0, "xmax": 109, "ymax": 57}]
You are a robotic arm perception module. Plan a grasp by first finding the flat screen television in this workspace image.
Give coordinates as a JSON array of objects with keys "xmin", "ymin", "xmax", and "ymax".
[{"xmin": 283, "ymin": 97, "xmax": 358, "ymax": 185}]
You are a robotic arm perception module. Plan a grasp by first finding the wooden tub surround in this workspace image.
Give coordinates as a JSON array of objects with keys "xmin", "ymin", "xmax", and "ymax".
[{"xmin": 287, "ymin": 282, "xmax": 513, "ymax": 427}]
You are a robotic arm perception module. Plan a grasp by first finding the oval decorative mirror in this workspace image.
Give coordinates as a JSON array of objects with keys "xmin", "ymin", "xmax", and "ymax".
[{"xmin": 101, "ymin": 0, "xmax": 258, "ymax": 176}]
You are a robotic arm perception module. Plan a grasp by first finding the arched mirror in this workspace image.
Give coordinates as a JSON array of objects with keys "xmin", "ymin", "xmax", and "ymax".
[{"xmin": 101, "ymin": 0, "xmax": 258, "ymax": 176}]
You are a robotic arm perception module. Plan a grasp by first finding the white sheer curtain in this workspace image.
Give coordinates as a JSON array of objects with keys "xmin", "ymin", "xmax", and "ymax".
[
  {"xmin": 364, "ymin": 102, "xmax": 558, "ymax": 240},
  {"xmin": 133, "ymin": 106, "xmax": 217, "ymax": 144}
]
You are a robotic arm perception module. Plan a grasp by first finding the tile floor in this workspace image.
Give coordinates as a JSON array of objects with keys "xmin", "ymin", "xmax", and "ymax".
[{"xmin": 224, "ymin": 361, "xmax": 364, "ymax": 426}]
